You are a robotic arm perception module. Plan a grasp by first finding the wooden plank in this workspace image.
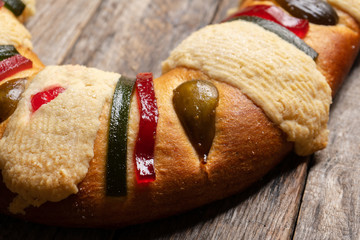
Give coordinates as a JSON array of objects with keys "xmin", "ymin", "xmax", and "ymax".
[
  {"xmin": 61, "ymin": 0, "xmax": 220, "ymax": 77},
  {"xmin": 4, "ymin": 0, "xmax": 359, "ymax": 239},
  {"xmin": 25, "ymin": 0, "xmax": 101, "ymax": 65},
  {"xmin": 293, "ymin": 57, "xmax": 360, "ymax": 240}
]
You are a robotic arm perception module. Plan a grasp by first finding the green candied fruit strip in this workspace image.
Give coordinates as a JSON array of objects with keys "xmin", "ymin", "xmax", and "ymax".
[
  {"xmin": 231, "ymin": 16, "xmax": 318, "ymax": 60},
  {"xmin": 3, "ymin": 0, "xmax": 25, "ymax": 17},
  {"xmin": 106, "ymin": 76, "xmax": 135, "ymax": 197},
  {"xmin": 0, "ymin": 45, "xmax": 19, "ymax": 62}
]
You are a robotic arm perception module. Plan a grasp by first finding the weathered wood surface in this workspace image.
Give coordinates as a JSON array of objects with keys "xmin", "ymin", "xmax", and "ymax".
[{"xmin": 0, "ymin": 0, "xmax": 359, "ymax": 239}]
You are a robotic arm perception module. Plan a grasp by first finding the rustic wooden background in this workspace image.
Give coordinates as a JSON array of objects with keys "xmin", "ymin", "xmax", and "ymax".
[{"xmin": 0, "ymin": 0, "xmax": 359, "ymax": 239}]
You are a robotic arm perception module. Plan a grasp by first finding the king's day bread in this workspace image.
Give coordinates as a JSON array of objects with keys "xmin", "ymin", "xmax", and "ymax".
[{"xmin": 0, "ymin": 0, "xmax": 359, "ymax": 227}]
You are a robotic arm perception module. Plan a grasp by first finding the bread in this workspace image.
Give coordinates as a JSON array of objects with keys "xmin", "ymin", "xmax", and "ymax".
[{"xmin": 0, "ymin": 0, "xmax": 359, "ymax": 227}]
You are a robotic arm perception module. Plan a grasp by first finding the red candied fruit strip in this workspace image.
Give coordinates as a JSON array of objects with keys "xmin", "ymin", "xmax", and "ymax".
[
  {"xmin": 134, "ymin": 72, "xmax": 159, "ymax": 183},
  {"xmin": 31, "ymin": 86, "xmax": 66, "ymax": 112},
  {"xmin": 223, "ymin": 5, "xmax": 309, "ymax": 38},
  {"xmin": 0, "ymin": 54, "xmax": 32, "ymax": 82},
  {"xmin": 0, "ymin": 1, "xmax": 4, "ymax": 8}
]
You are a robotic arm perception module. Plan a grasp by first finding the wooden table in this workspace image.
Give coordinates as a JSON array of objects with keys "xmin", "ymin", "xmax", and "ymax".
[{"xmin": 1, "ymin": 0, "xmax": 359, "ymax": 239}]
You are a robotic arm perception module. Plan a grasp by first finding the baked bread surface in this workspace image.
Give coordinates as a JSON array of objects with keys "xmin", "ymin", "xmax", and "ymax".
[
  {"xmin": 0, "ymin": 0, "xmax": 359, "ymax": 228},
  {"xmin": 1, "ymin": 68, "xmax": 293, "ymax": 227}
]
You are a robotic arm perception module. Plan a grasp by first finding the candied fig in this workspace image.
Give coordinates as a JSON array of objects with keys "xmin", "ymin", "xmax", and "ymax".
[
  {"xmin": 0, "ymin": 78, "xmax": 26, "ymax": 123},
  {"xmin": 173, "ymin": 80, "xmax": 219, "ymax": 163},
  {"xmin": 276, "ymin": 0, "xmax": 338, "ymax": 25}
]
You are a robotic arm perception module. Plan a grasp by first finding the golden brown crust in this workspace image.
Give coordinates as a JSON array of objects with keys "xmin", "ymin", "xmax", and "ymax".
[
  {"xmin": 306, "ymin": 14, "xmax": 360, "ymax": 96},
  {"xmin": 0, "ymin": 0, "xmax": 360, "ymax": 227},
  {"xmin": 0, "ymin": 68, "xmax": 293, "ymax": 227}
]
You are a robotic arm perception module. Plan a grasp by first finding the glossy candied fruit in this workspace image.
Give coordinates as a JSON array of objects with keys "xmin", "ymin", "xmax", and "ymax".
[
  {"xmin": 0, "ymin": 78, "xmax": 26, "ymax": 122},
  {"xmin": 31, "ymin": 86, "xmax": 65, "ymax": 112},
  {"xmin": 173, "ymin": 80, "xmax": 219, "ymax": 163},
  {"xmin": 134, "ymin": 72, "xmax": 158, "ymax": 183},
  {"xmin": 223, "ymin": 5, "xmax": 309, "ymax": 38},
  {"xmin": 276, "ymin": 0, "xmax": 338, "ymax": 25}
]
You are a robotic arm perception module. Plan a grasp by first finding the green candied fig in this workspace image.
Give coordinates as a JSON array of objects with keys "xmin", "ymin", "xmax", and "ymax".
[
  {"xmin": 173, "ymin": 80, "xmax": 219, "ymax": 163},
  {"xmin": 0, "ymin": 78, "xmax": 26, "ymax": 123}
]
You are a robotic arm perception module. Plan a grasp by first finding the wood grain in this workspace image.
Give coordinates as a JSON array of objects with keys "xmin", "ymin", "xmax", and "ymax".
[
  {"xmin": 0, "ymin": 0, "xmax": 359, "ymax": 239},
  {"xmin": 25, "ymin": 0, "xmax": 102, "ymax": 65},
  {"xmin": 62, "ymin": 0, "xmax": 220, "ymax": 76}
]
